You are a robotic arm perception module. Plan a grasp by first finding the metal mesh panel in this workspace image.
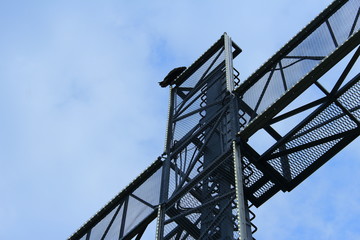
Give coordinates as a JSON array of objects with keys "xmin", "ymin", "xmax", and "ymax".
[
  {"xmin": 268, "ymin": 140, "xmax": 341, "ymax": 179},
  {"xmin": 123, "ymin": 196, "xmax": 153, "ymax": 234},
  {"xmin": 179, "ymin": 48, "xmax": 225, "ymax": 89},
  {"xmin": 168, "ymin": 116, "xmax": 205, "ymax": 198},
  {"xmin": 168, "ymin": 112, "xmax": 226, "ymax": 199},
  {"xmin": 171, "ymin": 56, "xmax": 226, "ymax": 145},
  {"xmin": 266, "ymin": 78, "xmax": 359, "ymax": 180},
  {"xmin": 338, "ymin": 75, "xmax": 360, "ymax": 120},
  {"xmin": 133, "ymin": 167, "xmax": 162, "ymax": 206},
  {"xmin": 169, "ymin": 155, "xmax": 204, "ymax": 198},
  {"xmin": 70, "ymin": 161, "xmax": 162, "ymax": 240},
  {"xmin": 252, "ymin": 181, "xmax": 275, "ymax": 199},
  {"xmin": 122, "ymin": 167, "xmax": 162, "ymax": 235},
  {"xmin": 103, "ymin": 206, "xmax": 123, "ymax": 240},
  {"xmin": 242, "ymin": 157, "xmax": 263, "ymax": 189},
  {"xmin": 237, "ymin": 0, "xmax": 360, "ymax": 131},
  {"xmin": 163, "ymin": 154, "xmax": 240, "ymax": 240},
  {"xmin": 294, "ymin": 104, "xmax": 356, "ymax": 139},
  {"xmin": 173, "ymin": 113, "xmax": 202, "ymax": 143},
  {"xmin": 89, "ymin": 206, "xmax": 118, "ymax": 240},
  {"xmin": 241, "ymin": 156, "xmax": 279, "ymax": 204},
  {"xmin": 330, "ymin": 0, "xmax": 360, "ymax": 42}
]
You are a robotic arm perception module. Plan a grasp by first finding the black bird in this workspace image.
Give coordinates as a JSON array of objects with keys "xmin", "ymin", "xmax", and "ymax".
[{"xmin": 159, "ymin": 66, "xmax": 186, "ymax": 88}]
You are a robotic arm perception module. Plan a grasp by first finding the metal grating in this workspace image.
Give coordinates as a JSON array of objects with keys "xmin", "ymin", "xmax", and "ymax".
[
  {"xmin": 236, "ymin": 0, "xmax": 360, "ymax": 139},
  {"xmin": 69, "ymin": 160, "xmax": 163, "ymax": 240},
  {"xmin": 163, "ymin": 152, "xmax": 240, "ymax": 240},
  {"xmin": 261, "ymin": 74, "xmax": 360, "ymax": 190},
  {"xmin": 171, "ymin": 53, "xmax": 226, "ymax": 146}
]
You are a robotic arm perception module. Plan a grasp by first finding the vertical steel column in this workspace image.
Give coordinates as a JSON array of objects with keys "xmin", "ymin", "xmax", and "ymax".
[
  {"xmin": 224, "ymin": 33, "xmax": 253, "ymax": 240},
  {"xmin": 224, "ymin": 33, "xmax": 235, "ymax": 92},
  {"xmin": 233, "ymin": 141, "xmax": 253, "ymax": 240},
  {"xmin": 156, "ymin": 86, "xmax": 175, "ymax": 240},
  {"xmin": 155, "ymin": 205, "xmax": 162, "ymax": 240}
]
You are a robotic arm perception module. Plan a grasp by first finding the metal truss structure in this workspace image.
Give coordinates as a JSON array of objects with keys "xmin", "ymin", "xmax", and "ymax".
[{"xmin": 69, "ymin": 0, "xmax": 360, "ymax": 239}]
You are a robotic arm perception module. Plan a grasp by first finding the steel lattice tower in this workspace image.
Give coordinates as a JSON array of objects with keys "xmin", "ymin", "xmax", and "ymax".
[{"xmin": 69, "ymin": 0, "xmax": 360, "ymax": 239}]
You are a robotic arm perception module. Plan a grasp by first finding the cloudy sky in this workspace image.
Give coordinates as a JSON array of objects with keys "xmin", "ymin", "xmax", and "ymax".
[{"xmin": 0, "ymin": 0, "xmax": 359, "ymax": 239}]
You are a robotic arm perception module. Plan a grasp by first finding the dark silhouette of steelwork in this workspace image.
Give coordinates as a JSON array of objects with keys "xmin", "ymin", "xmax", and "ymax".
[{"xmin": 69, "ymin": 0, "xmax": 360, "ymax": 239}]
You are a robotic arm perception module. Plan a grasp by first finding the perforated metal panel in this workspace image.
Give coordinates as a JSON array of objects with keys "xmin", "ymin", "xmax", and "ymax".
[
  {"xmin": 260, "ymin": 75, "xmax": 360, "ymax": 190},
  {"xmin": 69, "ymin": 160, "xmax": 163, "ymax": 240},
  {"xmin": 236, "ymin": 0, "xmax": 360, "ymax": 139}
]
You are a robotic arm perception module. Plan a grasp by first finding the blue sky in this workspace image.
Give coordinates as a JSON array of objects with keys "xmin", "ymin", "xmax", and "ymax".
[{"xmin": 0, "ymin": 1, "xmax": 359, "ymax": 239}]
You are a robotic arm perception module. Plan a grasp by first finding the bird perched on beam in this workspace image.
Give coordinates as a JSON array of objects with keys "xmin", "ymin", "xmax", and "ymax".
[{"xmin": 159, "ymin": 66, "xmax": 186, "ymax": 88}]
